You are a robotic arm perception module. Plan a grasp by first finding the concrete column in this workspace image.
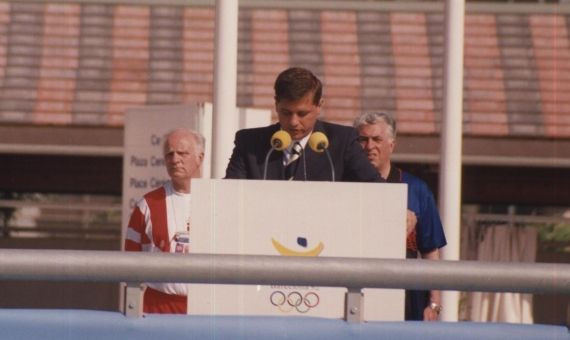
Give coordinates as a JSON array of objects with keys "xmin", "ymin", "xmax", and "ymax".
[
  {"xmin": 211, "ymin": 0, "xmax": 239, "ymax": 178},
  {"xmin": 439, "ymin": 0, "xmax": 465, "ymax": 322}
]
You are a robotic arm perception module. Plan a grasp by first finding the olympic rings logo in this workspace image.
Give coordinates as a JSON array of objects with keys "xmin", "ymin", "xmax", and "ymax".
[{"xmin": 270, "ymin": 290, "xmax": 320, "ymax": 313}]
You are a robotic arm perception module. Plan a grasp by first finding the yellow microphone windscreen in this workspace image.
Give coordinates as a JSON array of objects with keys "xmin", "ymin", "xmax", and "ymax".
[
  {"xmin": 271, "ymin": 130, "xmax": 291, "ymax": 151},
  {"xmin": 308, "ymin": 132, "xmax": 329, "ymax": 153}
]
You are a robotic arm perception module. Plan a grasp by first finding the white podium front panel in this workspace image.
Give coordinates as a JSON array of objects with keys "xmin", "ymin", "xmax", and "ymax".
[{"xmin": 188, "ymin": 179, "xmax": 407, "ymax": 321}]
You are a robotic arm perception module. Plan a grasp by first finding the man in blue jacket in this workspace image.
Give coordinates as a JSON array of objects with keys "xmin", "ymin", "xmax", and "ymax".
[{"xmin": 354, "ymin": 111, "xmax": 447, "ymax": 321}]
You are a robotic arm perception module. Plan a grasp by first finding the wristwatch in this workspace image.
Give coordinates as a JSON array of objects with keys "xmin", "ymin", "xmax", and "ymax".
[{"xmin": 429, "ymin": 302, "xmax": 442, "ymax": 314}]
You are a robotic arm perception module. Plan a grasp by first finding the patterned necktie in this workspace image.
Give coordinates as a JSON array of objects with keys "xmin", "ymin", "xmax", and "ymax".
[{"xmin": 285, "ymin": 142, "xmax": 302, "ymax": 180}]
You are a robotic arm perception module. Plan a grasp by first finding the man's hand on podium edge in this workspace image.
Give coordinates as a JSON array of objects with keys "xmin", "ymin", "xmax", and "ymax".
[{"xmin": 406, "ymin": 210, "xmax": 417, "ymax": 236}]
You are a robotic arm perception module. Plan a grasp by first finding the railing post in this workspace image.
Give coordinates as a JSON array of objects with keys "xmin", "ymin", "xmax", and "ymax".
[
  {"xmin": 344, "ymin": 288, "xmax": 363, "ymax": 323},
  {"xmin": 123, "ymin": 282, "xmax": 143, "ymax": 317}
]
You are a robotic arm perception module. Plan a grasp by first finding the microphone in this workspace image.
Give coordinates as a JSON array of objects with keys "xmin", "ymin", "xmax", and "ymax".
[
  {"xmin": 308, "ymin": 132, "xmax": 335, "ymax": 182},
  {"xmin": 263, "ymin": 130, "xmax": 292, "ymax": 179},
  {"xmin": 308, "ymin": 131, "xmax": 328, "ymax": 152},
  {"xmin": 270, "ymin": 130, "xmax": 291, "ymax": 151}
]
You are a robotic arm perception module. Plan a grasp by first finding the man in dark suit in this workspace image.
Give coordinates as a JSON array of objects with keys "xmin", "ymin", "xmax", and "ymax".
[{"xmin": 225, "ymin": 67, "xmax": 383, "ymax": 182}]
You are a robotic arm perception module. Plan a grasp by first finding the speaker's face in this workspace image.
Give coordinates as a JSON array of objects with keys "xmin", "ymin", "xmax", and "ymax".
[{"xmin": 275, "ymin": 92, "xmax": 322, "ymax": 140}]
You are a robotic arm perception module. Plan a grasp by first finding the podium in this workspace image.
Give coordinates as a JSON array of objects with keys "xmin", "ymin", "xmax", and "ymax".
[{"xmin": 188, "ymin": 179, "xmax": 407, "ymax": 321}]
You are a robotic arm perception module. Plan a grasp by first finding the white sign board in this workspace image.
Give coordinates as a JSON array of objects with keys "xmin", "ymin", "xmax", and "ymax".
[{"xmin": 188, "ymin": 179, "xmax": 407, "ymax": 321}]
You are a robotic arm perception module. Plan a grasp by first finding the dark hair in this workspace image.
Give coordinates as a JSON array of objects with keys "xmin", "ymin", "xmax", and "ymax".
[
  {"xmin": 353, "ymin": 112, "xmax": 397, "ymax": 140},
  {"xmin": 274, "ymin": 67, "xmax": 322, "ymax": 105}
]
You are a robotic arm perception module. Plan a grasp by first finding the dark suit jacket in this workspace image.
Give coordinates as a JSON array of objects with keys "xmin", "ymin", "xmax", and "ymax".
[{"xmin": 225, "ymin": 120, "xmax": 383, "ymax": 182}]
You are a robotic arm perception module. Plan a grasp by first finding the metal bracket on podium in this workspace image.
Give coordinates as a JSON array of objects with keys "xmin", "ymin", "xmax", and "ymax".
[
  {"xmin": 344, "ymin": 288, "xmax": 364, "ymax": 323},
  {"xmin": 124, "ymin": 282, "xmax": 143, "ymax": 317}
]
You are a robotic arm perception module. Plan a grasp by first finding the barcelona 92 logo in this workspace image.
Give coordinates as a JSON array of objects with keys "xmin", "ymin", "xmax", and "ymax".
[
  {"xmin": 271, "ymin": 236, "xmax": 324, "ymax": 257},
  {"xmin": 270, "ymin": 289, "xmax": 320, "ymax": 313}
]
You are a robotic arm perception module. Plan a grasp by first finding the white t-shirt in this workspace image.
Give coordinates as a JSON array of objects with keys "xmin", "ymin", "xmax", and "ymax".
[{"xmin": 147, "ymin": 182, "xmax": 191, "ymax": 296}]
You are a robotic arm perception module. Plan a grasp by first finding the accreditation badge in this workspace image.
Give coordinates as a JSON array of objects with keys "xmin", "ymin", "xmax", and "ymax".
[{"xmin": 173, "ymin": 231, "xmax": 190, "ymax": 253}]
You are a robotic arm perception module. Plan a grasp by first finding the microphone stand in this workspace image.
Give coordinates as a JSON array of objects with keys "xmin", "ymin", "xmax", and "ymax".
[
  {"xmin": 308, "ymin": 133, "xmax": 335, "ymax": 182},
  {"xmin": 323, "ymin": 148, "xmax": 335, "ymax": 182},
  {"xmin": 301, "ymin": 148, "xmax": 307, "ymax": 181},
  {"xmin": 263, "ymin": 148, "xmax": 274, "ymax": 180}
]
